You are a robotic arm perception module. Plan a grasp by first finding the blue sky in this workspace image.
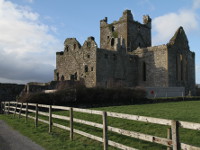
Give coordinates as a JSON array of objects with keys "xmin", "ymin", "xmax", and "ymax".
[{"xmin": 0, "ymin": 0, "xmax": 200, "ymax": 84}]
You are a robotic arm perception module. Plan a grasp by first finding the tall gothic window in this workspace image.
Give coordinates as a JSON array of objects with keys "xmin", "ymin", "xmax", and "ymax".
[
  {"xmin": 143, "ymin": 62, "xmax": 146, "ymax": 81},
  {"xmin": 180, "ymin": 54, "xmax": 183, "ymax": 81},
  {"xmin": 176, "ymin": 55, "xmax": 179, "ymax": 80}
]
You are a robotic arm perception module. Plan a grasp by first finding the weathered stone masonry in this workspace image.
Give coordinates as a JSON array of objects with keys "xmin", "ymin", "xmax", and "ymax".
[{"xmin": 54, "ymin": 10, "xmax": 196, "ymax": 95}]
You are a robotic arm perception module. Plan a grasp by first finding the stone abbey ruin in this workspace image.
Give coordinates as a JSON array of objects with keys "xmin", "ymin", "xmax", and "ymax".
[{"xmin": 54, "ymin": 10, "xmax": 195, "ymax": 96}]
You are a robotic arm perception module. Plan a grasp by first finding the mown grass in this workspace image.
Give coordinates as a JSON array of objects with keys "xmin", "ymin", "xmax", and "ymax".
[{"xmin": 1, "ymin": 100, "xmax": 200, "ymax": 150}]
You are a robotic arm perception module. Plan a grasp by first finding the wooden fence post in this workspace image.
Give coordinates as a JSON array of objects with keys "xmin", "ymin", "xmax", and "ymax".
[
  {"xmin": 167, "ymin": 128, "xmax": 172, "ymax": 150},
  {"xmin": 0, "ymin": 101, "xmax": 2, "ymax": 114},
  {"xmin": 3, "ymin": 101, "xmax": 6, "ymax": 114},
  {"xmin": 171, "ymin": 120, "xmax": 180, "ymax": 150},
  {"xmin": 35, "ymin": 103, "xmax": 38, "ymax": 127},
  {"xmin": 103, "ymin": 111, "xmax": 108, "ymax": 150},
  {"xmin": 19, "ymin": 103, "xmax": 23, "ymax": 119},
  {"xmin": 8, "ymin": 101, "xmax": 10, "ymax": 114},
  {"xmin": 14, "ymin": 102, "xmax": 18, "ymax": 118},
  {"xmin": 49, "ymin": 105, "xmax": 52, "ymax": 133},
  {"xmin": 25, "ymin": 102, "xmax": 28, "ymax": 123},
  {"xmin": 70, "ymin": 107, "xmax": 74, "ymax": 140}
]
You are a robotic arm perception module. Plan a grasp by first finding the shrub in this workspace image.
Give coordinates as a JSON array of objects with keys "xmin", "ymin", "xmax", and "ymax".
[{"xmin": 18, "ymin": 87, "xmax": 147, "ymax": 107}]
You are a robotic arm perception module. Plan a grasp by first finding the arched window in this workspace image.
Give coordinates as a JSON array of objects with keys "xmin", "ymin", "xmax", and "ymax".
[
  {"xmin": 180, "ymin": 54, "xmax": 183, "ymax": 81},
  {"xmin": 176, "ymin": 55, "xmax": 179, "ymax": 80},
  {"xmin": 111, "ymin": 38, "xmax": 114, "ymax": 47},
  {"xmin": 143, "ymin": 62, "xmax": 146, "ymax": 81}
]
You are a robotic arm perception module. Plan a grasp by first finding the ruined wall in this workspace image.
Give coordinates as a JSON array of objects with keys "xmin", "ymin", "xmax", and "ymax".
[
  {"xmin": 127, "ymin": 15, "xmax": 151, "ymax": 51},
  {"xmin": 54, "ymin": 37, "xmax": 97, "ymax": 87},
  {"xmin": 100, "ymin": 10, "xmax": 151, "ymax": 52},
  {"xmin": 132, "ymin": 45, "xmax": 168, "ymax": 87},
  {"xmin": 96, "ymin": 48, "xmax": 138, "ymax": 88},
  {"xmin": 167, "ymin": 27, "xmax": 196, "ymax": 95}
]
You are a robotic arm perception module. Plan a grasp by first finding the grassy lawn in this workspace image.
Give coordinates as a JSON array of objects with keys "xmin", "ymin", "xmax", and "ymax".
[{"xmin": 1, "ymin": 100, "xmax": 200, "ymax": 150}]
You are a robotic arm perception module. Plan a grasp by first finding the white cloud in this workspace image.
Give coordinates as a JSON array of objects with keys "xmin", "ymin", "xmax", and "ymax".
[
  {"xmin": 0, "ymin": 0, "xmax": 62, "ymax": 84},
  {"xmin": 152, "ymin": 9, "xmax": 199, "ymax": 45},
  {"xmin": 193, "ymin": 0, "xmax": 200, "ymax": 10},
  {"xmin": 152, "ymin": 0, "xmax": 200, "ymax": 45},
  {"xmin": 24, "ymin": 0, "xmax": 34, "ymax": 3}
]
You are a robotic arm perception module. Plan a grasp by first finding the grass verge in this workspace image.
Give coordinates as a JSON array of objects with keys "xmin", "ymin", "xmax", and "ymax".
[{"xmin": 1, "ymin": 100, "xmax": 200, "ymax": 150}]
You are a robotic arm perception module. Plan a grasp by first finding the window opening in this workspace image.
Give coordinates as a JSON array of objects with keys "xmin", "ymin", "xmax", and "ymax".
[
  {"xmin": 74, "ymin": 44, "xmax": 76, "ymax": 50},
  {"xmin": 66, "ymin": 46, "xmax": 69, "ymax": 52},
  {"xmin": 61, "ymin": 75, "xmax": 64, "ymax": 81},
  {"xmin": 56, "ymin": 73, "xmax": 59, "ymax": 81},
  {"xmin": 180, "ymin": 54, "xmax": 183, "ymax": 81},
  {"xmin": 111, "ymin": 38, "xmax": 114, "ymax": 47},
  {"xmin": 112, "ymin": 26, "xmax": 115, "ymax": 32},
  {"xmin": 85, "ymin": 65, "xmax": 88, "ymax": 72},
  {"xmin": 143, "ymin": 62, "xmax": 146, "ymax": 81}
]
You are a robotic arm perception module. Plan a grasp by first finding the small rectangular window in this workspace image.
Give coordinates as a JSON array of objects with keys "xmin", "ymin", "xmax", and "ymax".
[
  {"xmin": 85, "ymin": 65, "xmax": 88, "ymax": 72},
  {"xmin": 91, "ymin": 67, "xmax": 94, "ymax": 71}
]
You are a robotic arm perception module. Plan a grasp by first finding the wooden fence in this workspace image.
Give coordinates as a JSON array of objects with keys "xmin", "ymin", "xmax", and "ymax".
[{"xmin": 1, "ymin": 101, "xmax": 200, "ymax": 150}]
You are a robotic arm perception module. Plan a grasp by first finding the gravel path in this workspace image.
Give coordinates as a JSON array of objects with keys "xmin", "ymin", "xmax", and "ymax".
[{"xmin": 0, "ymin": 120, "xmax": 45, "ymax": 150}]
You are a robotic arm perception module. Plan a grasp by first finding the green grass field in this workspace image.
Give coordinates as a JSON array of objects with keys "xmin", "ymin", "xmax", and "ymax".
[{"xmin": 0, "ymin": 100, "xmax": 200, "ymax": 150}]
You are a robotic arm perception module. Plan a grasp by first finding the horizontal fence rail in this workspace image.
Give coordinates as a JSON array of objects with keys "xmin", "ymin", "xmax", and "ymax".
[{"xmin": 1, "ymin": 101, "xmax": 200, "ymax": 150}]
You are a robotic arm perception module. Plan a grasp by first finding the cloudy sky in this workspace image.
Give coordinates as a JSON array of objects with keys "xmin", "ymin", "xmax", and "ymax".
[{"xmin": 0, "ymin": 0, "xmax": 200, "ymax": 84}]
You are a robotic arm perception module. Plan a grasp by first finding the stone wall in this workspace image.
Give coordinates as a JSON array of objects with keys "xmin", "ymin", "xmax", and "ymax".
[
  {"xmin": 167, "ymin": 27, "xmax": 196, "ymax": 95},
  {"xmin": 96, "ymin": 48, "xmax": 138, "ymax": 88},
  {"xmin": 100, "ymin": 10, "xmax": 151, "ymax": 51},
  {"xmin": 54, "ymin": 10, "xmax": 196, "ymax": 96},
  {"xmin": 132, "ymin": 45, "xmax": 168, "ymax": 87},
  {"xmin": 54, "ymin": 37, "xmax": 97, "ymax": 87}
]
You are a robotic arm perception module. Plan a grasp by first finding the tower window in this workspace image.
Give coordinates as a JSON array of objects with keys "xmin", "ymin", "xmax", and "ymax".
[
  {"xmin": 143, "ymin": 62, "xmax": 146, "ymax": 81},
  {"xmin": 85, "ymin": 65, "xmax": 88, "ymax": 72},
  {"xmin": 87, "ymin": 54, "xmax": 90, "ymax": 58},
  {"xmin": 91, "ymin": 67, "xmax": 94, "ymax": 71},
  {"xmin": 107, "ymin": 36, "xmax": 109, "ymax": 39},
  {"xmin": 111, "ymin": 38, "xmax": 114, "ymax": 47},
  {"xmin": 66, "ymin": 46, "xmax": 69, "ymax": 52},
  {"xmin": 87, "ymin": 42, "xmax": 91, "ymax": 48},
  {"xmin": 74, "ymin": 44, "xmax": 76, "ymax": 49},
  {"xmin": 112, "ymin": 26, "xmax": 115, "ymax": 32}
]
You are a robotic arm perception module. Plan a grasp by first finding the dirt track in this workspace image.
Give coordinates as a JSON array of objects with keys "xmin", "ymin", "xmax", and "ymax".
[{"xmin": 0, "ymin": 120, "xmax": 45, "ymax": 150}]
